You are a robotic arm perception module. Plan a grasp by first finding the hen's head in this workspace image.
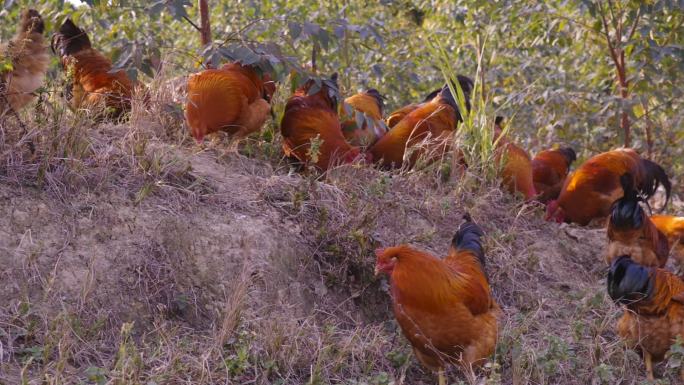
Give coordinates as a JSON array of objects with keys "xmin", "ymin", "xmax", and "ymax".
[
  {"xmin": 341, "ymin": 148, "xmax": 371, "ymax": 165},
  {"xmin": 374, "ymin": 247, "xmax": 399, "ymax": 276},
  {"xmin": 545, "ymin": 200, "xmax": 565, "ymax": 223},
  {"xmin": 20, "ymin": 9, "xmax": 44, "ymax": 35},
  {"xmin": 51, "ymin": 19, "xmax": 91, "ymax": 58}
]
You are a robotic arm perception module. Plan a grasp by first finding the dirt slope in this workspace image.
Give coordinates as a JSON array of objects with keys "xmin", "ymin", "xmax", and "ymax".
[{"xmin": 0, "ymin": 117, "xmax": 681, "ymax": 384}]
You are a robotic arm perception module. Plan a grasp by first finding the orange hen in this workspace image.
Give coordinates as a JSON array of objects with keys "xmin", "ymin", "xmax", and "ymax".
[
  {"xmin": 185, "ymin": 62, "xmax": 273, "ymax": 142},
  {"xmin": 375, "ymin": 214, "xmax": 499, "ymax": 384},
  {"xmin": 0, "ymin": 9, "xmax": 48, "ymax": 116},
  {"xmin": 606, "ymin": 174, "xmax": 669, "ymax": 267},
  {"xmin": 280, "ymin": 74, "xmax": 363, "ymax": 171},
  {"xmin": 546, "ymin": 148, "xmax": 671, "ymax": 226},
  {"xmin": 493, "ymin": 117, "xmax": 537, "ymax": 200},
  {"xmin": 51, "ymin": 19, "xmax": 134, "ymax": 118},
  {"xmin": 531, "ymin": 146, "xmax": 576, "ymax": 203},
  {"xmin": 369, "ymin": 76, "xmax": 473, "ymax": 169},
  {"xmin": 340, "ymin": 88, "xmax": 387, "ymax": 148},
  {"xmin": 650, "ymin": 215, "xmax": 684, "ymax": 267},
  {"xmin": 608, "ymin": 256, "xmax": 684, "ymax": 381}
]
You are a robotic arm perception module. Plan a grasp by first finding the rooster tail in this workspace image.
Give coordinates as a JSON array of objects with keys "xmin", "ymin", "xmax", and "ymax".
[
  {"xmin": 558, "ymin": 147, "xmax": 577, "ymax": 166},
  {"xmin": 452, "ymin": 213, "xmax": 486, "ymax": 269},
  {"xmin": 51, "ymin": 19, "xmax": 91, "ymax": 57},
  {"xmin": 439, "ymin": 75, "xmax": 474, "ymax": 122},
  {"xmin": 607, "ymin": 256, "xmax": 653, "ymax": 305},
  {"xmin": 422, "ymin": 88, "xmax": 442, "ymax": 102},
  {"xmin": 639, "ymin": 158, "xmax": 671, "ymax": 210},
  {"xmin": 609, "ymin": 173, "xmax": 644, "ymax": 230},
  {"xmin": 20, "ymin": 9, "xmax": 44, "ymax": 35}
]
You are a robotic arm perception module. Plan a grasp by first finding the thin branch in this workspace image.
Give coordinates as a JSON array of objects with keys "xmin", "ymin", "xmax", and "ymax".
[
  {"xmin": 597, "ymin": 2, "xmax": 620, "ymax": 69},
  {"xmin": 182, "ymin": 15, "xmax": 201, "ymax": 32},
  {"xmin": 626, "ymin": 7, "xmax": 642, "ymax": 42}
]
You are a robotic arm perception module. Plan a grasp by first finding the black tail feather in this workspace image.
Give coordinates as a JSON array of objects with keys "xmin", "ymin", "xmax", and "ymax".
[
  {"xmin": 609, "ymin": 173, "xmax": 644, "ymax": 230},
  {"xmin": 639, "ymin": 158, "xmax": 671, "ymax": 211},
  {"xmin": 558, "ymin": 147, "xmax": 576, "ymax": 167},
  {"xmin": 364, "ymin": 88, "xmax": 385, "ymax": 114},
  {"xmin": 422, "ymin": 88, "xmax": 441, "ymax": 102},
  {"xmin": 452, "ymin": 213, "xmax": 485, "ymax": 269},
  {"xmin": 51, "ymin": 19, "xmax": 91, "ymax": 57},
  {"xmin": 607, "ymin": 256, "xmax": 653, "ymax": 305},
  {"xmin": 438, "ymin": 75, "xmax": 474, "ymax": 122},
  {"xmin": 20, "ymin": 9, "xmax": 44, "ymax": 35}
]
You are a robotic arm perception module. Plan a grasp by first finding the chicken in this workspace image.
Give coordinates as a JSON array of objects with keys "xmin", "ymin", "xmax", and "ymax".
[
  {"xmin": 532, "ymin": 146, "xmax": 576, "ymax": 203},
  {"xmin": 184, "ymin": 62, "xmax": 273, "ymax": 142},
  {"xmin": 650, "ymin": 215, "xmax": 684, "ymax": 267},
  {"xmin": 369, "ymin": 76, "xmax": 473, "ymax": 169},
  {"xmin": 51, "ymin": 19, "xmax": 134, "ymax": 118},
  {"xmin": 546, "ymin": 148, "xmax": 671, "ymax": 225},
  {"xmin": 608, "ymin": 256, "xmax": 684, "ymax": 381},
  {"xmin": 339, "ymin": 88, "xmax": 387, "ymax": 148},
  {"xmin": 0, "ymin": 9, "xmax": 49, "ymax": 116},
  {"xmin": 493, "ymin": 117, "xmax": 537, "ymax": 200},
  {"xmin": 375, "ymin": 214, "xmax": 499, "ymax": 384},
  {"xmin": 385, "ymin": 88, "xmax": 441, "ymax": 128},
  {"xmin": 606, "ymin": 173, "xmax": 669, "ymax": 267},
  {"xmin": 280, "ymin": 74, "xmax": 363, "ymax": 171}
]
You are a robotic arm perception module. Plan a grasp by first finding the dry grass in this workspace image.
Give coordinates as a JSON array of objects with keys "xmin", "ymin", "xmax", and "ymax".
[{"xmin": 0, "ymin": 72, "xmax": 682, "ymax": 385}]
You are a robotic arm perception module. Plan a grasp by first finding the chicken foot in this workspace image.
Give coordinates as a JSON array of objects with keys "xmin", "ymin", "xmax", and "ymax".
[{"xmin": 644, "ymin": 351, "xmax": 654, "ymax": 381}]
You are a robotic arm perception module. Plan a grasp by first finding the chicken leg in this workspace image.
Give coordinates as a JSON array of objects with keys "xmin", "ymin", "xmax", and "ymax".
[
  {"xmin": 438, "ymin": 368, "xmax": 446, "ymax": 385},
  {"xmin": 644, "ymin": 351, "xmax": 654, "ymax": 381}
]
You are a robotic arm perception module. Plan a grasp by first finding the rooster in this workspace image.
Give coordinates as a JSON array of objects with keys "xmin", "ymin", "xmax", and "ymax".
[
  {"xmin": 51, "ymin": 18, "xmax": 134, "ymax": 118},
  {"xmin": 340, "ymin": 88, "xmax": 387, "ymax": 148},
  {"xmin": 369, "ymin": 76, "xmax": 473, "ymax": 169},
  {"xmin": 375, "ymin": 214, "xmax": 499, "ymax": 385},
  {"xmin": 606, "ymin": 173, "xmax": 669, "ymax": 267},
  {"xmin": 385, "ymin": 88, "xmax": 441, "ymax": 128},
  {"xmin": 280, "ymin": 74, "xmax": 364, "ymax": 171},
  {"xmin": 185, "ymin": 62, "xmax": 273, "ymax": 143},
  {"xmin": 608, "ymin": 256, "xmax": 684, "ymax": 381},
  {"xmin": 532, "ymin": 146, "xmax": 576, "ymax": 203},
  {"xmin": 493, "ymin": 117, "xmax": 537, "ymax": 200},
  {"xmin": 0, "ymin": 9, "xmax": 49, "ymax": 116},
  {"xmin": 650, "ymin": 215, "xmax": 684, "ymax": 267},
  {"xmin": 546, "ymin": 148, "xmax": 671, "ymax": 225}
]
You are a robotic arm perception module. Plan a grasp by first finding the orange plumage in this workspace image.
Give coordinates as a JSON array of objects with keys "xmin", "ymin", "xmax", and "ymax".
[
  {"xmin": 650, "ymin": 215, "xmax": 684, "ymax": 267},
  {"xmin": 384, "ymin": 89, "xmax": 440, "ymax": 128},
  {"xmin": 375, "ymin": 215, "xmax": 499, "ymax": 383},
  {"xmin": 608, "ymin": 256, "xmax": 684, "ymax": 381},
  {"xmin": 369, "ymin": 77, "xmax": 473, "ymax": 169},
  {"xmin": 339, "ymin": 89, "xmax": 387, "ymax": 148},
  {"xmin": 51, "ymin": 19, "xmax": 134, "ymax": 118},
  {"xmin": 532, "ymin": 147, "xmax": 576, "ymax": 203},
  {"xmin": 0, "ymin": 9, "xmax": 48, "ymax": 116},
  {"xmin": 184, "ymin": 62, "xmax": 272, "ymax": 142},
  {"xmin": 493, "ymin": 118, "xmax": 537, "ymax": 200},
  {"xmin": 280, "ymin": 75, "xmax": 362, "ymax": 171},
  {"xmin": 546, "ymin": 148, "xmax": 671, "ymax": 226},
  {"xmin": 606, "ymin": 174, "xmax": 669, "ymax": 267}
]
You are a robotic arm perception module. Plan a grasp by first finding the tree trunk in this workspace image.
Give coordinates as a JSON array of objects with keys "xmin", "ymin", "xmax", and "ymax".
[{"xmin": 199, "ymin": 0, "xmax": 212, "ymax": 47}]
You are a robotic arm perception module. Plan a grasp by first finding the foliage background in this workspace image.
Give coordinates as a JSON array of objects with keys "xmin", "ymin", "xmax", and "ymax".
[{"xmin": 2, "ymin": 0, "xmax": 682, "ymax": 176}]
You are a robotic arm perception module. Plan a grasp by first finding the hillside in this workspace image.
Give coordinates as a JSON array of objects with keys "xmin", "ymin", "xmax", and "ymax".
[{"xmin": 1, "ymin": 98, "xmax": 681, "ymax": 385}]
